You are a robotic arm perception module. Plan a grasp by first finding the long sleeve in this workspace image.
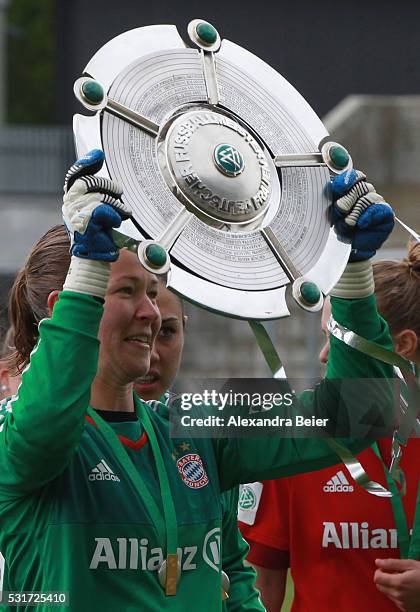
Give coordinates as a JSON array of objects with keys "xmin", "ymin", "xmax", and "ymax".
[
  {"xmin": 0, "ymin": 291, "xmax": 102, "ymax": 497},
  {"xmin": 215, "ymin": 295, "xmax": 395, "ymax": 490}
]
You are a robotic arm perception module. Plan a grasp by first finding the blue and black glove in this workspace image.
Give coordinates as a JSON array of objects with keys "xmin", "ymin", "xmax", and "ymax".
[
  {"xmin": 329, "ymin": 169, "xmax": 395, "ymax": 299},
  {"xmin": 331, "ymin": 168, "xmax": 395, "ymax": 262},
  {"xmin": 63, "ymin": 149, "xmax": 131, "ymax": 262},
  {"xmin": 62, "ymin": 149, "xmax": 131, "ymax": 298}
]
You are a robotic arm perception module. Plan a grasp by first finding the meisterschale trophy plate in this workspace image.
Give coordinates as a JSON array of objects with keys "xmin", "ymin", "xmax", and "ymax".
[{"xmin": 72, "ymin": 19, "xmax": 353, "ymax": 320}]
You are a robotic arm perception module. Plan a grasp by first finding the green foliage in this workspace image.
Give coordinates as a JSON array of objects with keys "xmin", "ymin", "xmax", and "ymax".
[{"xmin": 6, "ymin": 0, "xmax": 55, "ymax": 124}]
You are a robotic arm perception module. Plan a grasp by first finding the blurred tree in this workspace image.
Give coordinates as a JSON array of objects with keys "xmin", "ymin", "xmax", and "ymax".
[{"xmin": 6, "ymin": 0, "xmax": 55, "ymax": 123}]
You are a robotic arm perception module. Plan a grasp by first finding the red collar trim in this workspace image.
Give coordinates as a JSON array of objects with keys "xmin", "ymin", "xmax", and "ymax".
[
  {"xmin": 118, "ymin": 431, "xmax": 148, "ymax": 450},
  {"xmin": 85, "ymin": 415, "xmax": 148, "ymax": 451},
  {"xmin": 85, "ymin": 415, "xmax": 97, "ymax": 427}
]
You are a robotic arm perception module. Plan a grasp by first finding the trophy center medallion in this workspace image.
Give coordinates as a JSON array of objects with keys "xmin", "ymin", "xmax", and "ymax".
[
  {"xmin": 213, "ymin": 143, "xmax": 245, "ymax": 177},
  {"xmin": 164, "ymin": 108, "xmax": 272, "ymax": 225}
]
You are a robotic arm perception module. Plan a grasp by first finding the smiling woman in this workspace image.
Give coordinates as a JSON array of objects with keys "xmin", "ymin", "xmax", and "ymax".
[
  {"xmin": 8, "ymin": 228, "xmax": 161, "ymax": 403},
  {"xmin": 92, "ymin": 250, "xmax": 160, "ymax": 400},
  {"xmin": 0, "ymin": 150, "xmax": 396, "ymax": 612}
]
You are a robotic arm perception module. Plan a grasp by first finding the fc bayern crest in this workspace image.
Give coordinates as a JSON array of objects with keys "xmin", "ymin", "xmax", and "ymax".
[{"xmin": 177, "ymin": 453, "xmax": 209, "ymax": 489}]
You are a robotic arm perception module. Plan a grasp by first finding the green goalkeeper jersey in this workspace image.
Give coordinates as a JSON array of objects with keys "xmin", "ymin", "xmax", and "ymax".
[
  {"xmin": 151, "ymin": 393, "xmax": 263, "ymax": 611},
  {"xmin": 0, "ymin": 291, "xmax": 393, "ymax": 611}
]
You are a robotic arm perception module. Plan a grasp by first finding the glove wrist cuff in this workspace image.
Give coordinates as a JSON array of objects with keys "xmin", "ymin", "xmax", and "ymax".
[
  {"xmin": 330, "ymin": 260, "xmax": 374, "ymax": 299},
  {"xmin": 63, "ymin": 256, "xmax": 111, "ymax": 299}
]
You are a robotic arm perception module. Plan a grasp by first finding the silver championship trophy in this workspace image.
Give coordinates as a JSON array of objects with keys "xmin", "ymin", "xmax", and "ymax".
[
  {"xmin": 72, "ymin": 19, "xmax": 354, "ymax": 322},
  {"xmin": 73, "ymin": 21, "xmax": 419, "ymax": 502}
]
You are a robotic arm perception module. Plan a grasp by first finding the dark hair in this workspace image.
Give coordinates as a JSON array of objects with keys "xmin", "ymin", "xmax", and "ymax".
[
  {"xmin": 373, "ymin": 240, "xmax": 420, "ymax": 338},
  {"xmin": 8, "ymin": 225, "xmax": 70, "ymax": 373}
]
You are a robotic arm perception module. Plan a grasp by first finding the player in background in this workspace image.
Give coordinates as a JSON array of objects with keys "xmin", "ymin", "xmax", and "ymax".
[
  {"xmin": 0, "ymin": 150, "xmax": 395, "ymax": 610},
  {"xmin": 239, "ymin": 241, "xmax": 420, "ymax": 612}
]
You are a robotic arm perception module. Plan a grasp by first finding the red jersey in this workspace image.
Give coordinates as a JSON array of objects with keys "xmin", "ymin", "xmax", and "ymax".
[{"xmin": 239, "ymin": 440, "xmax": 420, "ymax": 612}]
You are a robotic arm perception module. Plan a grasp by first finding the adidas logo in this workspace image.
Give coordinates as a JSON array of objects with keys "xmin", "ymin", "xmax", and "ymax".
[
  {"xmin": 89, "ymin": 460, "xmax": 120, "ymax": 482},
  {"xmin": 323, "ymin": 470, "xmax": 353, "ymax": 493}
]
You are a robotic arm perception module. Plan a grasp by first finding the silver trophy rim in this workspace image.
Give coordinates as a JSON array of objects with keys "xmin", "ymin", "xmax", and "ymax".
[{"xmin": 72, "ymin": 23, "xmax": 351, "ymax": 320}]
